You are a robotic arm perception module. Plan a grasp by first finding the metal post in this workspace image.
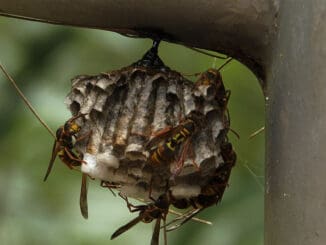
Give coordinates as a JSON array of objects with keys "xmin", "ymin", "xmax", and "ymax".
[{"xmin": 266, "ymin": 1, "xmax": 326, "ymax": 244}]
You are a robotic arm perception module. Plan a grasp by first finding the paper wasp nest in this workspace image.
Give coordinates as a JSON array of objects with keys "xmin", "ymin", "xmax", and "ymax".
[{"xmin": 65, "ymin": 49, "xmax": 230, "ymax": 202}]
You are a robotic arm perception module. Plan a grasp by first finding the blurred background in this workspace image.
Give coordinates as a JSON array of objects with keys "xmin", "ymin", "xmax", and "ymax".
[{"xmin": 0, "ymin": 16, "xmax": 264, "ymax": 245}]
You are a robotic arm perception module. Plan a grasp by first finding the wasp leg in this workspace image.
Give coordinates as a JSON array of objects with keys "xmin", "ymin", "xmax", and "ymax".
[
  {"xmin": 221, "ymin": 91, "xmax": 240, "ymax": 139},
  {"xmin": 67, "ymin": 113, "xmax": 86, "ymax": 123},
  {"xmin": 100, "ymin": 181, "xmax": 118, "ymax": 196},
  {"xmin": 163, "ymin": 208, "xmax": 195, "ymax": 228},
  {"xmin": 119, "ymin": 193, "xmax": 145, "ymax": 213},
  {"xmin": 150, "ymin": 217, "xmax": 161, "ymax": 245},
  {"xmin": 188, "ymin": 142, "xmax": 200, "ymax": 171},
  {"xmin": 75, "ymin": 130, "xmax": 92, "ymax": 143},
  {"xmin": 64, "ymin": 147, "xmax": 86, "ymax": 165},
  {"xmin": 163, "ymin": 215, "xmax": 168, "ymax": 245},
  {"xmin": 166, "ymin": 208, "xmax": 203, "ymax": 232}
]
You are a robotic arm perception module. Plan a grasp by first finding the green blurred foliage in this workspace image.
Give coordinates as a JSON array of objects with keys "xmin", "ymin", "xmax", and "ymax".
[{"xmin": 0, "ymin": 16, "xmax": 264, "ymax": 245}]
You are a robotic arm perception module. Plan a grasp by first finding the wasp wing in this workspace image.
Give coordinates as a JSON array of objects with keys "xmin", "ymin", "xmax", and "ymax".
[
  {"xmin": 43, "ymin": 139, "xmax": 61, "ymax": 181},
  {"xmin": 80, "ymin": 173, "xmax": 88, "ymax": 219},
  {"xmin": 111, "ymin": 215, "xmax": 143, "ymax": 240},
  {"xmin": 145, "ymin": 126, "xmax": 176, "ymax": 150},
  {"xmin": 150, "ymin": 217, "xmax": 161, "ymax": 245}
]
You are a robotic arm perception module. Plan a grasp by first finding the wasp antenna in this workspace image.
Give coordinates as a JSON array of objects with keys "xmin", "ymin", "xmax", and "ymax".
[
  {"xmin": 217, "ymin": 57, "xmax": 233, "ymax": 72},
  {"xmin": 186, "ymin": 46, "xmax": 229, "ymax": 59},
  {"xmin": 0, "ymin": 63, "xmax": 56, "ymax": 139},
  {"xmin": 183, "ymin": 55, "xmax": 232, "ymax": 77}
]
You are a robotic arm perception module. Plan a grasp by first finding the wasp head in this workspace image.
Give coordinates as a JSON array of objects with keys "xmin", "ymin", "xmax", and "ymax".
[{"xmin": 198, "ymin": 69, "xmax": 222, "ymax": 85}]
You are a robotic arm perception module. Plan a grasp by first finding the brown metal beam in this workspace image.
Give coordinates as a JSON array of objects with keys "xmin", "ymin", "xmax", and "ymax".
[{"xmin": 0, "ymin": 0, "xmax": 278, "ymax": 81}]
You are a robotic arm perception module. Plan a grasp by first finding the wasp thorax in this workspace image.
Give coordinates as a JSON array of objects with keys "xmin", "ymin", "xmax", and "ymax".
[{"xmin": 70, "ymin": 123, "xmax": 80, "ymax": 133}]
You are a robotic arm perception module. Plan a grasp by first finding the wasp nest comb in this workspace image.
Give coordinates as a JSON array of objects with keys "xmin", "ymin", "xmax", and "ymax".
[{"xmin": 65, "ymin": 42, "xmax": 234, "ymax": 202}]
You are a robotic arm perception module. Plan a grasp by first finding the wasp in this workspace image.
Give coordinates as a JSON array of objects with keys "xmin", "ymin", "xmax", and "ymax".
[
  {"xmin": 165, "ymin": 142, "xmax": 236, "ymax": 232},
  {"xmin": 146, "ymin": 113, "xmax": 203, "ymax": 177},
  {"xmin": 0, "ymin": 63, "xmax": 91, "ymax": 219},
  {"xmin": 113, "ymin": 187, "xmax": 215, "ymax": 243},
  {"xmin": 111, "ymin": 193, "xmax": 171, "ymax": 245},
  {"xmin": 195, "ymin": 67, "xmax": 229, "ymax": 106},
  {"xmin": 43, "ymin": 113, "xmax": 88, "ymax": 181},
  {"xmin": 200, "ymin": 141, "xmax": 236, "ymax": 197},
  {"xmin": 111, "ymin": 192, "xmax": 211, "ymax": 242},
  {"xmin": 194, "ymin": 60, "xmax": 240, "ymax": 140},
  {"xmin": 165, "ymin": 195, "xmax": 224, "ymax": 232},
  {"xmin": 1, "ymin": 64, "xmax": 89, "ymax": 181},
  {"xmin": 44, "ymin": 113, "xmax": 92, "ymax": 218},
  {"xmin": 195, "ymin": 65, "xmax": 230, "ymax": 113}
]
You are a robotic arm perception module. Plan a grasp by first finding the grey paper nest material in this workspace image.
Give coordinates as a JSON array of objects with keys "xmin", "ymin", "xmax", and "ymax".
[{"xmin": 65, "ymin": 65, "xmax": 230, "ymax": 201}]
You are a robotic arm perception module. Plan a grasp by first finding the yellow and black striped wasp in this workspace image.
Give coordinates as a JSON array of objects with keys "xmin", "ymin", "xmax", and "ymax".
[
  {"xmin": 44, "ymin": 113, "xmax": 92, "ymax": 219},
  {"xmin": 43, "ymin": 113, "xmax": 86, "ymax": 181},
  {"xmin": 0, "ymin": 64, "xmax": 90, "ymax": 219},
  {"xmin": 146, "ymin": 112, "xmax": 203, "ymax": 177},
  {"xmin": 111, "ymin": 193, "xmax": 171, "ymax": 245}
]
